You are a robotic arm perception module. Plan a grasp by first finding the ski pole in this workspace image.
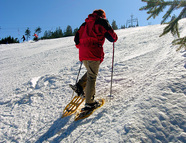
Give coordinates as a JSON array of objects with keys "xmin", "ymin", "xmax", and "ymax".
[
  {"xmin": 108, "ymin": 42, "xmax": 115, "ymax": 98},
  {"xmin": 76, "ymin": 61, "xmax": 83, "ymax": 84},
  {"xmin": 71, "ymin": 61, "xmax": 83, "ymax": 99}
]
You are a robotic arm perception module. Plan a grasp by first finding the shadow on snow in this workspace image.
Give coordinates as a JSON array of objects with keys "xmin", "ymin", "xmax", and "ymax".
[{"xmin": 35, "ymin": 108, "xmax": 106, "ymax": 143}]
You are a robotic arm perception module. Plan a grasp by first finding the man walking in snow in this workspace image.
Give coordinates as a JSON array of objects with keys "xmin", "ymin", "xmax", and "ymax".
[
  {"xmin": 71, "ymin": 9, "xmax": 118, "ymax": 112},
  {"xmin": 33, "ymin": 33, "xmax": 38, "ymax": 41},
  {"xmin": 21, "ymin": 35, "xmax": 26, "ymax": 42}
]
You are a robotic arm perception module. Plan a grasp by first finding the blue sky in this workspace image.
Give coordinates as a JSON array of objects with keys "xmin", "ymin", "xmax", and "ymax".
[{"xmin": 0, "ymin": 0, "xmax": 181, "ymax": 42}]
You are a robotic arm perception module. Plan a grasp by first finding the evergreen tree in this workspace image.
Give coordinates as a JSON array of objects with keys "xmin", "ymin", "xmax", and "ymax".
[
  {"xmin": 111, "ymin": 20, "xmax": 118, "ymax": 30},
  {"xmin": 35, "ymin": 27, "xmax": 42, "ymax": 36},
  {"xmin": 41, "ymin": 27, "xmax": 63, "ymax": 39},
  {"xmin": 42, "ymin": 30, "xmax": 53, "ymax": 39},
  {"xmin": 57, "ymin": 27, "xmax": 63, "ymax": 37},
  {"xmin": 140, "ymin": 0, "xmax": 186, "ymax": 50},
  {"xmin": 136, "ymin": 20, "xmax": 139, "ymax": 27},
  {"xmin": 42, "ymin": 31, "xmax": 48, "ymax": 39},
  {"xmin": 121, "ymin": 25, "xmax": 126, "ymax": 29},
  {"xmin": 52, "ymin": 27, "xmax": 63, "ymax": 38},
  {"xmin": 25, "ymin": 28, "xmax": 31, "ymax": 41},
  {"xmin": 0, "ymin": 36, "xmax": 19, "ymax": 44},
  {"xmin": 73, "ymin": 27, "xmax": 79, "ymax": 35},
  {"xmin": 64, "ymin": 25, "xmax": 73, "ymax": 37}
]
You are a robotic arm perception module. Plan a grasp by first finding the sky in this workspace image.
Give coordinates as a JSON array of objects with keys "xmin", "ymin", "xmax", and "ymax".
[{"xmin": 0, "ymin": 0, "xmax": 182, "ymax": 42}]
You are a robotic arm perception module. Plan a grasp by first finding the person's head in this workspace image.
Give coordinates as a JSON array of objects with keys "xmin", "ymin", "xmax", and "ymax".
[{"xmin": 93, "ymin": 9, "xmax": 106, "ymax": 19}]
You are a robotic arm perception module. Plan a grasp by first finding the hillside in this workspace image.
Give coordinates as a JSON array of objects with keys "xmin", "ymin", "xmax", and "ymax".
[{"xmin": 0, "ymin": 18, "xmax": 185, "ymax": 143}]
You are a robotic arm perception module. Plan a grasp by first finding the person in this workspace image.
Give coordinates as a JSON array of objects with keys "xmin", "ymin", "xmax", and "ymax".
[
  {"xmin": 71, "ymin": 9, "xmax": 118, "ymax": 112},
  {"xmin": 21, "ymin": 35, "xmax": 25, "ymax": 42},
  {"xmin": 33, "ymin": 33, "xmax": 38, "ymax": 41}
]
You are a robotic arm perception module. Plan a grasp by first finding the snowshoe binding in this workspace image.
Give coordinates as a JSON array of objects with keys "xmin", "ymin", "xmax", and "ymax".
[{"xmin": 74, "ymin": 99, "xmax": 105, "ymax": 121}]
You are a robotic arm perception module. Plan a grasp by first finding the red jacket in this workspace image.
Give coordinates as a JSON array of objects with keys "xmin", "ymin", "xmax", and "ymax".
[
  {"xmin": 34, "ymin": 33, "xmax": 38, "ymax": 38},
  {"xmin": 74, "ymin": 13, "xmax": 118, "ymax": 62}
]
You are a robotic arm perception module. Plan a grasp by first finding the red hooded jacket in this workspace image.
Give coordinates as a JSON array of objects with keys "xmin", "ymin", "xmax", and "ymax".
[{"xmin": 74, "ymin": 13, "xmax": 118, "ymax": 62}]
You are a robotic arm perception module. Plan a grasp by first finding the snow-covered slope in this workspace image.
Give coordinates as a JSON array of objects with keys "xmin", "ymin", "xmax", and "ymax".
[{"xmin": 0, "ymin": 18, "xmax": 185, "ymax": 143}]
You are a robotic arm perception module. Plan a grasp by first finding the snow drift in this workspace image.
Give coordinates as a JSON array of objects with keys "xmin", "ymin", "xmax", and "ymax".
[{"xmin": 0, "ymin": 18, "xmax": 185, "ymax": 143}]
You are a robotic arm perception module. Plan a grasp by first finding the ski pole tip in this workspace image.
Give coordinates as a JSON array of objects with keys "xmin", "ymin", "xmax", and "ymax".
[{"xmin": 107, "ymin": 95, "xmax": 114, "ymax": 98}]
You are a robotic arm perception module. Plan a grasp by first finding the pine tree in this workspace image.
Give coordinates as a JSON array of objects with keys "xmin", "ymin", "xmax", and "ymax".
[
  {"xmin": 121, "ymin": 25, "xmax": 126, "ymax": 29},
  {"xmin": 41, "ymin": 27, "xmax": 64, "ymax": 40},
  {"xmin": 64, "ymin": 25, "xmax": 73, "ymax": 37},
  {"xmin": 112, "ymin": 20, "xmax": 118, "ymax": 30},
  {"xmin": 35, "ymin": 27, "xmax": 42, "ymax": 36},
  {"xmin": 52, "ymin": 27, "xmax": 63, "ymax": 38},
  {"xmin": 25, "ymin": 28, "xmax": 31, "ymax": 41},
  {"xmin": 57, "ymin": 27, "xmax": 63, "ymax": 37},
  {"xmin": 0, "ymin": 36, "xmax": 19, "ymax": 44},
  {"xmin": 140, "ymin": 0, "xmax": 186, "ymax": 50},
  {"xmin": 73, "ymin": 27, "xmax": 79, "ymax": 35}
]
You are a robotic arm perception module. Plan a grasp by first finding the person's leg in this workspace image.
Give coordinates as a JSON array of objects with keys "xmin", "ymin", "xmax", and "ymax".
[
  {"xmin": 83, "ymin": 60, "xmax": 100, "ymax": 104},
  {"xmin": 70, "ymin": 71, "xmax": 87, "ymax": 96},
  {"xmin": 77, "ymin": 72, "xmax": 87, "ymax": 91}
]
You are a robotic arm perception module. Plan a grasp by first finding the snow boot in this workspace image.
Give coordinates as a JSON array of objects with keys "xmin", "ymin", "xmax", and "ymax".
[
  {"xmin": 74, "ymin": 99, "xmax": 104, "ymax": 121},
  {"xmin": 81, "ymin": 100, "xmax": 101, "ymax": 112},
  {"xmin": 69, "ymin": 83, "xmax": 85, "ymax": 98}
]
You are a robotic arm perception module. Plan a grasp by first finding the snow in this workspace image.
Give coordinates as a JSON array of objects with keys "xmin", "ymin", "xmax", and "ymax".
[{"xmin": 0, "ymin": 18, "xmax": 186, "ymax": 143}]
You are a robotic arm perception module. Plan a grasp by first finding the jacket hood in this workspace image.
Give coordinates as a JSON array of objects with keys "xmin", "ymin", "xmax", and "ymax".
[{"xmin": 85, "ymin": 13, "xmax": 100, "ymax": 23}]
